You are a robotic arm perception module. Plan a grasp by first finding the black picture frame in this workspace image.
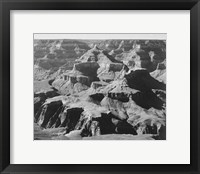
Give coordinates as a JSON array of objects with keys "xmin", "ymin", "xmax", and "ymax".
[{"xmin": 0, "ymin": 0, "xmax": 199, "ymax": 173}]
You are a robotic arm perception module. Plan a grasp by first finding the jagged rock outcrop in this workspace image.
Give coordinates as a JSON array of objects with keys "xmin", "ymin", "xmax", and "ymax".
[
  {"xmin": 52, "ymin": 62, "xmax": 100, "ymax": 93},
  {"xmin": 100, "ymin": 79, "xmax": 138, "ymax": 95},
  {"xmin": 97, "ymin": 63, "xmax": 123, "ymax": 82},
  {"xmin": 91, "ymin": 81, "xmax": 109, "ymax": 90},
  {"xmin": 34, "ymin": 90, "xmax": 59, "ymax": 117},
  {"xmin": 115, "ymin": 49, "xmax": 137, "ymax": 65},
  {"xmin": 34, "ymin": 91, "xmax": 165, "ymax": 139},
  {"xmin": 36, "ymin": 100, "xmax": 63, "ymax": 128},
  {"xmin": 76, "ymin": 45, "xmax": 100, "ymax": 62},
  {"xmin": 75, "ymin": 62, "xmax": 100, "ymax": 76},
  {"xmin": 35, "ymin": 69, "xmax": 166, "ymax": 140},
  {"xmin": 52, "ymin": 78, "xmax": 89, "ymax": 95}
]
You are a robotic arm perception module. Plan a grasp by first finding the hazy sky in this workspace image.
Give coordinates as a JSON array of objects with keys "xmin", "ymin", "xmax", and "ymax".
[{"xmin": 34, "ymin": 33, "xmax": 166, "ymax": 40}]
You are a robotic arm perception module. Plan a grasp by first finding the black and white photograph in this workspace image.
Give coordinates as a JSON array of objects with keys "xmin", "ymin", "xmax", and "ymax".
[{"xmin": 34, "ymin": 33, "xmax": 166, "ymax": 140}]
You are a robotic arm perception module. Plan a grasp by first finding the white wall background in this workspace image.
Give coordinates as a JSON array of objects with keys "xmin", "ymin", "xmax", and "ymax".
[{"xmin": 10, "ymin": 10, "xmax": 190, "ymax": 164}]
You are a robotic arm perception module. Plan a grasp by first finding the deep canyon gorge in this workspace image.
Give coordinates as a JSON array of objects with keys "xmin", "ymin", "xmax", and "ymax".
[{"xmin": 34, "ymin": 38, "xmax": 166, "ymax": 140}]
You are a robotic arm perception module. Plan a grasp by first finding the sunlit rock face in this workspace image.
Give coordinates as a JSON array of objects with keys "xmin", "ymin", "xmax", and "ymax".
[{"xmin": 34, "ymin": 38, "xmax": 166, "ymax": 140}]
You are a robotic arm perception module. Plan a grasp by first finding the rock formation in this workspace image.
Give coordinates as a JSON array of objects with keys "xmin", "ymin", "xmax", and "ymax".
[{"xmin": 34, "ymin": 39, "xmax": 166, "ymax": 140}]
